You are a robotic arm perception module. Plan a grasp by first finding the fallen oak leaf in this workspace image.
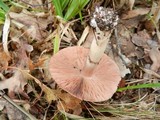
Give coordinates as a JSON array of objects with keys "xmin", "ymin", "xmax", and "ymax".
[
  {"xmin": 0, "ymin": 69, "xmax": 28, "ymax": 98},
  {"xmin": 0, "ymin": 40, "xmax": 32, "ymax": 98}
]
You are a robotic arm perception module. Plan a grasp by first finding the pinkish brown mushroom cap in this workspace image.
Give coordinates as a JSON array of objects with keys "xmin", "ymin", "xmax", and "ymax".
[{"xmin": 49, "ymin": 46, "xmax": 121, "ymax": 102}]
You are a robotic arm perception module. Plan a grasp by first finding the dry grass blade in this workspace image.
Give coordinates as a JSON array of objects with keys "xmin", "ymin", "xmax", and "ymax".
[
  {"xmin": 77, "ymin": 26, "xmax": 90, "ymax": 46},
  {"xmin": 2, "ymin": 13, "xmax": 10, "ymax": 57}
]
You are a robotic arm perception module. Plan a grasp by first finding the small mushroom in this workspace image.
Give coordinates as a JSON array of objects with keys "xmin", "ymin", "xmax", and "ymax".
[{"xmin": 49, "ymin": 6, "xmax": 121, "ymax": 102}]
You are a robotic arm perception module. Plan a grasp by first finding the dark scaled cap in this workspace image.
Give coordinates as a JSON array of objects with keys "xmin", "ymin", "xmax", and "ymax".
[{"xmin": 90, "ymin": 6, "xmax": 119, "ymax": 31}]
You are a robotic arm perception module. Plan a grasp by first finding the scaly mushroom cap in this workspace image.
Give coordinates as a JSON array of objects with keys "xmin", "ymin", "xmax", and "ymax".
[
  {"xmin": 49, "ymin": 46, "xmax": 121, "ymax": 102},
  {"xmin": 90, "ymin": 7, "xmax": 119, "ymax": 31}
]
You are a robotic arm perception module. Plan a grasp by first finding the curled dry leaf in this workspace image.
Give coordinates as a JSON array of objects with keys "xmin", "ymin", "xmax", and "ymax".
[
  {"xmin": 108, "ymin": 49, "xmax": 131, "ymax": 78},
  {"xmin": 149, "ymin": 47, "xmax": 160, "ymax": 72},
  {"xmin": 0, "ymin": 41, "xmax": 30, "ymax": 98},
  {"xmin": 148, "ymin": 46, "xmax": 160, "ymax": 90},
  {"xmin": 0, "ymin": 70, "xmax": 28, "ymax": 98}
]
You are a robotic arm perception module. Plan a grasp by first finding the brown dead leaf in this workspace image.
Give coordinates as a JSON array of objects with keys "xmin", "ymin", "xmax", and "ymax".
[
  {"xmin": 131, "ymin": 30, "xmax": 151, "ymax": 47},
  {"xmin": 0, "ymin": 41, "xmax": 31, "ymax": 98},
  {"xmin": 57, "ymin": 92, "xmax": 82, "ymax": 115},
  {"xmin": 0, "ymin": 70, "xmax": 28, "ymax": 98},
  {"xmin": 117, "ymin": 25, "xmax": 136, "ymax": 57},
  {"xmin": 149, "ymin": 46, "xmax": 160, "ymax": 72},
  {"xmin": 118, "ymin": 79, "xmax": 126, "ymax": 88},
  {"xmin": 44, "ymin": 88, "xmax": 57, "ymax": 103},
  {"xmin": 147, "ymin": 46, "xmax": 160, "ymax": 91},
  {"xmin": 0, "ymin": 50, "xmax": 10, "ymax": 70},
  {"xmin": 28, "ymin": 57, "xmax": 47, "ymax": 71},
  {"xmin": 121, "ymin": 8, "xmax": 150, "ymax": 19},
  {"xmin": 122, "ymin": 15, "xmax": 145, "ymax": 28},
  {"xmin": 9, "ymin": 9, "xmax": 50, "ymax": 41},
  {"xmin": 108, "ymin": 49, "xmax": 131, "ymax": 77}
]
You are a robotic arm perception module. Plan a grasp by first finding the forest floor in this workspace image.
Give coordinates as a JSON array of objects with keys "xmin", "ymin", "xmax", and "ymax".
[{"xmin": 0, "ymin": 0, "xmax": 160, "ymax": 120}]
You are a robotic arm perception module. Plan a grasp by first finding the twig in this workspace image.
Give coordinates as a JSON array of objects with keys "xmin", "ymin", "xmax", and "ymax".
[
  {"xmin": 0, "ymin": 90, "xmax": 37, "ymax": 120},
  {"xmin": 140, "ymin": 67, "xmax": 160, "ymax": 79}
]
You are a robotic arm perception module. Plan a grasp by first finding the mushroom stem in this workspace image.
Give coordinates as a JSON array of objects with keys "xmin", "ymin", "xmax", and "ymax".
[{"xmin": 83, "ymin": 28, "xmax": 112, "ymax": 76}]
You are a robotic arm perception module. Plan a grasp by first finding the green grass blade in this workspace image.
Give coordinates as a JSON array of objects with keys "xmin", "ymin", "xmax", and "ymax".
[
  {"xmin": 79, "ymin": 11, "xmax": 83, "ymax": 22},
  {"xmin": 117, "ymin": 83, "xmax": 160, "ymax": 92},
  {"xmin": 0, "ymin": 0, "xmax": 9, "ymax": 12},
  {"xmin": 52, "ymin": 0, "xmax": 63, "ymax": 17},
  {"xmin": 0, "ymin": 8, "xmax": 5, "ymax": 24},
  {"xmin": 64, "ymin": 0, "xmax": 89, "ymax": 21},
  {"xmin": 53, "ymin": 34, "xmax": 60, "ymax": 54},
  {"xmin": 0, "ymin": 8, "xmax": 5, "ymax": 17},
  {"xmin": 61, "ymin": 0, "xmax": 70, "ymax": 11}
]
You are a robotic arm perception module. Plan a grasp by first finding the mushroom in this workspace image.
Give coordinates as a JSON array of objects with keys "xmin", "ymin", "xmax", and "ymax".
[{"xmin": 49, "ymin": 6, "xmax": 121, "ymax": 102}]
